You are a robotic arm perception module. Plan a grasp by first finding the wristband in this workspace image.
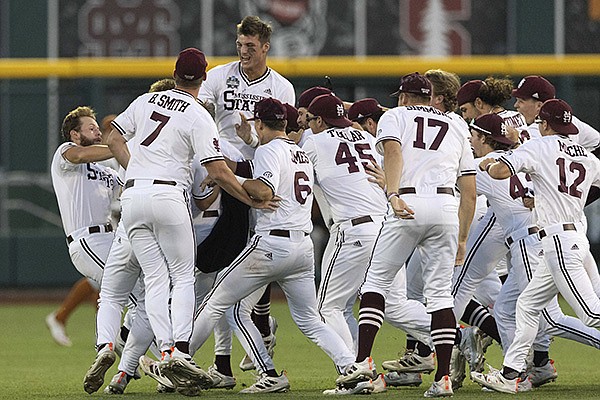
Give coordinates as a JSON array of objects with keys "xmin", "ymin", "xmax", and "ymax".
[
  {"xmin": 235, "ymin": 175, "xmax": 247, "ymax": 186},
  {"xmin": 248, "ymin": 134, "xmax": 259, "ymax": 148},
  {"xmin": 387, "ymin": 192, "xmax": 399, "ymax": 201}
]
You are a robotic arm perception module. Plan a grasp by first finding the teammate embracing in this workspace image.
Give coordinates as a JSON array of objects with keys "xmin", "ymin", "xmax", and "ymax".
[{"xmin": 338, "ymin": 73, "xmax": 477, "ymax": 398}]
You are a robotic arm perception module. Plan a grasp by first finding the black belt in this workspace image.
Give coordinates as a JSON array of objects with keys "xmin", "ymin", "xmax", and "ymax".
[
  {"xmin": 506, "ymin": 227, "xmax": 539, "ymax": 245},
  {"xmin": 398, "ymin": 187, "xmax": 454, "ymax": 196},
  {"xmin": 269, "ymin": 229, "xmax": 309, "ymax": 238},
  {"xmin": 203, "ymin": 210, "xmax": 219, "ymax": 218},
  {"xmin": 351, "ymin": 216, "xmax": 373, "ymax": 226},
  {"xmin": 124, "ymin": 179, "xmax": 176, "ymax": 189},
  {"xmin": 539, "ymin": 223, "xmax": 576, "ymax": 239},
  {"xmin": 67, "ymin": 223, "xmax": 113, "ymax": 244}
]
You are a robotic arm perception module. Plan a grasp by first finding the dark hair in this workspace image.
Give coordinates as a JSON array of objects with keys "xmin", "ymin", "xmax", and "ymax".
[
  {"xmin": 474, "ymin": 130, "xmax": 513, "ymax": 151},
  {"xmin": 61, "ymin": 106, "xmax": 96, "ymax": 142},
  {"xmin": 261, "ymin": 119, "xmax": 287, "ymax": 131},
  {"xmin": 237, "ymin": 16, "xmax": 272, "ymax": 43},
  {"xmin": 425, "ymin": 69, "xmax": 461, "ymax": 112},
  {"xmin": 479, "ymin": 76, "xmax": 513, "ymax": 107}
]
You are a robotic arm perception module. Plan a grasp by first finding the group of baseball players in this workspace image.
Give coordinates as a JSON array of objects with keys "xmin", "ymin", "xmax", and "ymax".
[{"xmin": 49, "ymin": 14, "xmax": 600, "ymax": 398}]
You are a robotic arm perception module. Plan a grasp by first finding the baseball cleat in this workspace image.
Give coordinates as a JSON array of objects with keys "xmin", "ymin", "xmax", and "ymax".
[
  {"xmin": 449, "ymin": 344, "xmax": 467, "ymax": 389},
  {"xmin": 336, "ymin": 357, "xmax": 377, "ymax": 386},
  {"xmin": 383, "ymin": 371, "xmax": 422, "ymax": 387},
  {"xmin": 424, "ymin": 375, "xmax": 453, "ymax": 398},
  {"xmin": 207, "ymin": 364, "xmax": 236, "ymax": 389},
  {"xmin": 159, "ymin": 350, "xmax": 213, "ymax": 396},
  {"xmin": 104, "ymin": 371, "xmax": 130, "ymax": 394},
  {"xmin": 45, "ymin": 312, "xmax": 72, "ymax": 347},
  {"xmin": 323, "ymin": 380, "xmax": 374, "ymax": 395},
  {"xmin": 239, "ymin": 371, "xmax": 290, "ymax": 393},
  {"xmin": 139, "ymin": 355, "xmax": 175, "ymax": 391},
  {"xmin": 382, "ymin": 350, "xmax": 435, "ymax": 373},
  {"xmin": 371, "ymin": 373, "xmax": 387, "ymax": 393},
  {"xmin": 470, "ymin": 365, "xmax": 532, "ymax": 394},
  {"xmin": 529, "ymin": 359, "xmax": 557, "ymax": 387},
  {"xmin": 83, "ymin": 343, "xmax": 116, "ymax": 394}
]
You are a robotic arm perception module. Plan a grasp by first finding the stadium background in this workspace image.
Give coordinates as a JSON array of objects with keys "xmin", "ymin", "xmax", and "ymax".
[{"xmin": 2, "ymin": 0, "xmax": 600, "ymax": 288}]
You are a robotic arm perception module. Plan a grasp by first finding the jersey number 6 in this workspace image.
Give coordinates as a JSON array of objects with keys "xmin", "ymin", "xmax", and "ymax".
[{"xmin": 294, "ymin": 171, "xmax": 312, "ymax": 204}]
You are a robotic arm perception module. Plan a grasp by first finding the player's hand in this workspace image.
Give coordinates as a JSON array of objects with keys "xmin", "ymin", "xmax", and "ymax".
[
  {"xmin": 365, "ymin": 161, "xmax": 385, "ymax": 190},
  {"xmin": 478, "ymin": 158, "xmax": 496, "ymax": 172},
  {"xmin": 505, "ymin": 126, "xmax": 520, "ymax": 146},
  {"xmin": 522, "ymin": 196, "xmax": 535, "ymax": 210},
  {"xmin": 200, "ymin": 176, "xmax": 217, "ymax": 191},
  {"xmin": 390, "ymin": 196, "xmax": 414, "ymax": 219},
  {"xmin": 287, "ymin": 128, "xmax": 304, "ymax": 145},
  {"xmin": 252, "ymin": 195, "xmax": 281, "ymax": 211},
  {"xmin": 455, "ymin": 241, "xmax": 467, "ymax": 266},
  {"xmin": 235, "ymin": 113, "xmax": 253, "ymax": 144}
]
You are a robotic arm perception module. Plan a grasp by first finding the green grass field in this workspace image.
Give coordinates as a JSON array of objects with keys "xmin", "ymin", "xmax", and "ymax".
[{"xmin": 0, "ymin": 299, "xmax": 598, "ymax": 399}]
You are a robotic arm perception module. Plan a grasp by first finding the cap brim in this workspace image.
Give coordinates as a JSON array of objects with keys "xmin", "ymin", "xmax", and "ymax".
[
  {"xmin": 323, "ymin": 116, "xmax": 353, "ymax": 128},
  {"xmin": 549, "ymin": 121, "xmax": 579, "ymax": 135}
]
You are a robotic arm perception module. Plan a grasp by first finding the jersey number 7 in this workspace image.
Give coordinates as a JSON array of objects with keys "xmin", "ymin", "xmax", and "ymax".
[{"xmin": 141, "ymin": 111, "xmax": 171, "ymax": 146}]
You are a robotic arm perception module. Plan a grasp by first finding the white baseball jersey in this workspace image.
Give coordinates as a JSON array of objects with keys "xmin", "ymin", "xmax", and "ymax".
[
  {"xmin": 517, "ymin": 115, "xmax": 599, "ymax": 151},
  {"xmin": 497, "ymin": 109, "xmax": 527, "ymax": 129},
  {"xmin": 198, "ymin": 61, "xmax": 295, "ymax": 158},
  {"xmin": 112, "ymin": 88, "xmax": 223, "ymax": 187},
  {"xmin": 499, "ymin": 136, "xmax": 600, "ymax": 227},
  {"xmin": 303, "ymin": 126, "xmax": 386, "ymax": 224},
  {"xmin": 253, "ymin": 137, "xmax": 313, "ymax": 233},
  {"xmin": 475, "ymin": 151, "xmax": 533, "ymax": 237},
  {"xmin": 51, "ymin": 142, "xmax": 120, "ymax": 235},
  {"xmin": 376, "ymin": 105, "xmax": 475, "ymax": 190}
]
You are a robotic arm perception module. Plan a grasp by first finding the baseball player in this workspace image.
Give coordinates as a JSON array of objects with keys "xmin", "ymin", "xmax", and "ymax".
[
  {"xmin": 347, "ymin": 96, "xmax": 436, "ymax": 390},
  {"xmin": 106, "ymin": 48, "xmax": 268, "ymax": 395},
  {"xmin": 473, "ymin": 99, "xmax": 600, "ymax": 393},
  {"xmin": 51, "ymin": 106, "xmax": 120, "ymax": 285},
  {"xmin": 337, "ymin": 73, "xmax": 477, "ymax": 398},
  {"xmin": 469, "ymin": 113, "xmax": 600, "ymax": 390},
  {"xmin": 198, "ymin": 15, "xmax": 295, "ymax": 159},
  {"xmin": 186, "ymin": 98, "xmax": 362, "ymax": 394},
  {"xmin": 302, "ymin": 93, "xmax": 387, "ymax": 354},
  {"xmin": 513, "ymin": 75, "xmax": 600, "ymax": 150}
]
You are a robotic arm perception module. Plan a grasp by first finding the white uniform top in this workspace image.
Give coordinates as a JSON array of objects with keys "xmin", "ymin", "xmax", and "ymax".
[
  {"xmin": 303, "ymin": 126, "xmax": 386, "ymax": 224},
  {"xmin": 499, "ymin": 135, "xmax": 600, "ymax": 228},
  {"xmin": 198, "ymin": 61, "xmax": 296, "ymax": 159},
  {"xmin": 112, "ymin": 88, "xmax": 223, "ymax": 188},
  {"xmin": 253, "ymin": 137, "xmax": 313, "ymax": 233},
  {"xmin": 51, "ymin": 142, "xmax": 121, "ymax": 236},
  {"xmin": 518, "ymin": 116, "xmax": 600, "ymax": 151},
  {"xmin": 448, "ymin": 111, "xmax": 470, "ymax": 138},
  {"xmin": 376, "ymin": 105, "xmax": 476, "ymax": 190},
  {"xmin": 298, "ymin": 127, "xmax": 314, "ymax": 147},
  {"xmin": 497, "ymin": 109, "xmax": 527, "ymax": 129},
  {"xmin": 475, "ymin": 151, "xmax": 533, "ymax": 237}
]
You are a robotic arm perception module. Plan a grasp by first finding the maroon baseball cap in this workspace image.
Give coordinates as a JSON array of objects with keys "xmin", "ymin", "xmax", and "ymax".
[
  {"xmin": 284, "ymin": 103, "xmax": 300, "ymax": 132},
  {"xmin": 512, "ymin": 76, "xmax": 555, "ymax": 101},
  {"xmin": 536, "ymin": 99, "xmax": 579, "ymax": 135},
  {"xmin": 457, "ymin": 80, "xmax": 485, "ymax": 107},
  {"xmin": 470, "ymin": 113, "xmax": 515, "ymax": 145},
  {"xmin": 390, "ymin": 72, "xmax": 432, "ymax": 97},
  {"xmin": 298, "ymin": 86, "xmax": 333, "ymax": 109},
  {"xmin": 248, "ymin": 98, "xmax": 287, "ymax": 121},
  {"xmin": 348, "ymin": 98, "xmax": 384, "ymax": 122},
  {"xmin": 175, "ymin": 48, "xmax": 208, "ymax": 81},
  {"xmin": 307, "ymin": 94, "xmax": 353, "ymax": 128}
]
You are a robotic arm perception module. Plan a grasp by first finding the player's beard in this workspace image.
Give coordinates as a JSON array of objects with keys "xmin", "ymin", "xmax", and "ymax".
[{"xmin": 79, "ymin": 135, "xmax": 99, "ymax": 147}]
